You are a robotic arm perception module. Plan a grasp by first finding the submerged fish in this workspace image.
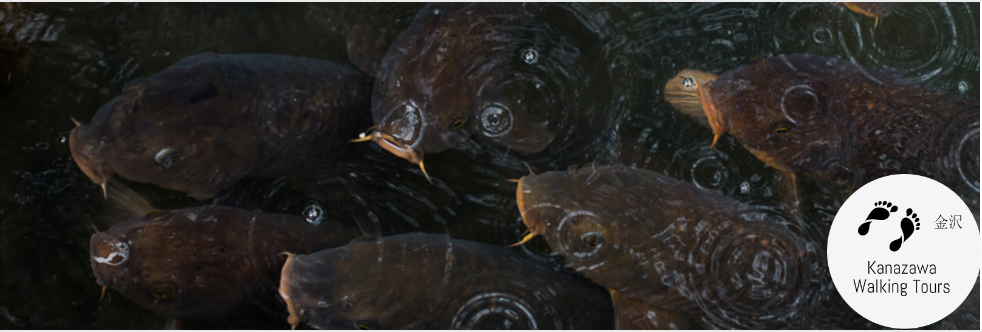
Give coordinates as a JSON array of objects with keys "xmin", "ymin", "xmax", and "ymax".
[
  {"xmin": 515, "ymin": 165, "xmax": 836, "ymax": 329},
  {"xmin": 0, "ymin": 3, "xmax": 49, "ymax": 88},
  {"xmin": 90, "ymin": 205, "xmax": 359, "ymax": 319},
  {"xmin": 279, "ymin": 232, "xmax": 614, "ymax": 329},
  {"xmin": 349, "ymin": 3, "xmax": 564, "ymax": 180},
  {"xmin": 70, "ymin": 53, "xmax": 373, "ymax": 199},
  {"xmin": 697, "ymin": 53, "xmax": 979, "ymax": 211}
]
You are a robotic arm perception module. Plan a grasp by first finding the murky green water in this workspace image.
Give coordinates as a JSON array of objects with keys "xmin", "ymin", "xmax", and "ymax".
[{"xmin": 0, "ymin": 2, "xmax": 977, "ymax": 329}]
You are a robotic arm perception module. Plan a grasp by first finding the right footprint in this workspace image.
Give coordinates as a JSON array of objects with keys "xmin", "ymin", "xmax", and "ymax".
[
  {"xmin": 889, "ymin": 208, "xmax": 920, "ymax": 252},
  {"xmin": 858, "ymin": 201, "xmax": 898, "ymax": 236}
]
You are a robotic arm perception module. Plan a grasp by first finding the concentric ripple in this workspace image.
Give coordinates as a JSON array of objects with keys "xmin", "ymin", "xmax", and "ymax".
[
  {"xmin": 451, "ymin": 292, "xmax": 540, "ymax": 329},
  {"xmin": 838, "ymin": 3, "xmax": 978, "ymax": 89},
  {"xmin": 956, "ymin": 127, "xmax": 980, "ymax": 193},
  {"xmin": 676, "ymin": 217, "xmax": 828, "ymax": 329},
  {"xmin": 669, "ymin": 146, "xmax": 738, "ymax": 192}
]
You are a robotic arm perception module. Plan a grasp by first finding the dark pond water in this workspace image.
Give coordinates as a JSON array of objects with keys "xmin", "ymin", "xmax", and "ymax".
[{"xmin": 0, "ymin": 2, "xmax": 978, "ymax": 329}]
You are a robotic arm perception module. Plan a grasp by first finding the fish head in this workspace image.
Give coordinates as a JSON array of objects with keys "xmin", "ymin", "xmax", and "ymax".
[
  {"xmin": 700, "ymin": 55, "xmax": 849, "ymax": 174},
  {"xmin": 364, "ymin": 3, "xmax": 556, "ymax": 168},
  {"xmin": 279, "ymin": 247, "xmax": 385, "ymax": 330},
  {"xmin": 516, "ymin": 166, "xmax": 651, "ymax": 289},
  {"xmin": 70, "ymin": 66, "xmax": 258, "ymax": 199},
  {"xmin": 89, "ymin": 209, "xmax": 255, "ymax": 318},
  {"xmin": 664, "ymin": 69, "xmax": 718, "ymax": 128}
]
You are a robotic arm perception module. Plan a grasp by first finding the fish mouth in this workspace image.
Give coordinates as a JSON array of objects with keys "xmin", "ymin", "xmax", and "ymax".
[
  {"xmin": 89, "ymin": 233, "xmax": 109, "ymax": 287},
  {"xmin": 697, "ymin": 82, "xmax": 726, "ymax": 149},
  {"xmin": 515, "ymin": 176, "xmax": 529, "ymax": 226},
  {"xmin": 510, "ymin": 176, "xmax": 538, "ymax": 247},
  {"xmin": 69, "ymin": 126, "xmax": 113, "ymax": 197},
  {"xmin": 351, "ymin": 128, "xmax": 431, "ymax": 183},
  {"xmin": 664, "ymin": 69, "xmax": 719, "ymax": 128}
]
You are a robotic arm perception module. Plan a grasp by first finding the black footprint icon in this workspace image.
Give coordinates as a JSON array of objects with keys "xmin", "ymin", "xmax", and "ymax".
[
  {"xmin": 889, "ymin": 208, "xmax": 920, "ymax": 252},
  {"xmin": 858, "ymin": 201, "xmax": 897, "ymax": 236}
]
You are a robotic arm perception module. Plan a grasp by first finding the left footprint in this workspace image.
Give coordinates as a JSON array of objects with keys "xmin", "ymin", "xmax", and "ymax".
[
  {"xmin": 858, "ymin": 201, "xmax": 897, "ymax": 236},
  {"xmin": 889, "ymin": 208, "xmax": 920, "ymax": 252}
]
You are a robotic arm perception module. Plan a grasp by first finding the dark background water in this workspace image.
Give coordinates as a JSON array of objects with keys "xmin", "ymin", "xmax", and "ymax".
[{"xmin": 0, "ymin": 2, "xmax": 977, "ymax": 329}]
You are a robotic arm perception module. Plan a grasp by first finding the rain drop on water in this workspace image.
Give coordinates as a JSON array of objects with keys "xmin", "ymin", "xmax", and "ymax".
[
  {"xmin": 957, "ymin": 81, "xmax": 969, "ymax": 94},
  {"xmin": 521, "ymin": 47, "xmax": 538, "ymax": 64},
  {"xmin": 682, "ymin": 77, "xmax": 696, "ymax": 89},
  {"xmin": 740, "ymin": 181, "xmax": 752, "ymax": 194},
  {"xmin": 812, "ymin": 27, "xmax": 831, "ymax": 44},
  {"xmin": 303, "ymin": 202, "xmax": 323, "ymax": 225}
]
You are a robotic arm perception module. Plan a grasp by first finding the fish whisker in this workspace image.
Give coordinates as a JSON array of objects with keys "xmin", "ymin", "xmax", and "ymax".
[{"xmin": 507, "ymin": 231, "xmax": 537, "ymax": 247}]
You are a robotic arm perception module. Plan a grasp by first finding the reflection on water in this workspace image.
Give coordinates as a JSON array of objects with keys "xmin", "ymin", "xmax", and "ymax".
[{"xmin": 0, "ymin": 3, "xmax": 977, "ymax": 329}]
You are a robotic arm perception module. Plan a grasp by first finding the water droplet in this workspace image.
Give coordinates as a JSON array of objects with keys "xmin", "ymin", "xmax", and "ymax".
[
  {"xmin": 521, "ymin": 47, "xmax": 538, "ymax": 64},
  {"xmin": 812, "ymin": 28, "xmax": 831, "ymax": 44},
  {"xmin": 682, "ymin": 77, "xmax": 696, "ymax": 89},
  {"xmin": 94, "ymin": 241, "xmax": 129, "ymax": 266},
  {"xmin": 303, "ymin": 202, "xmax": 323, "ymax": 225},
  {"xmin": 740, "ymin": 181, "xmax": 751, "ymax": 194},
  {"xmin": 958, "ymin": 81, "xmax": 970, "ymax": 93}
]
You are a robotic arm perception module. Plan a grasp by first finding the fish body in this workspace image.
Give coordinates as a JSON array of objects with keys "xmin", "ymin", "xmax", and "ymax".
[
  {"xmin": 89, "ymin": 205, "xmax": 358, "ymax": 318},
  {"xmin": 70, "ymin": 53, "xmax": 373, "ymax": 199},
  {"xmin": 516, "ymin": 165, "xmax": 837, "ymax": 329},
  {"xmin": 698, "ymin": 54, "xmax": 979, "ymax": 212},
  {"xmin": 279, "ymin": 232, "xmax": 614, "ymax": 329}
]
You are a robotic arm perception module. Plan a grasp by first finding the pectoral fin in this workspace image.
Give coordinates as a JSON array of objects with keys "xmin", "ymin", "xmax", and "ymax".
[
  {"xmin": 610, "ymin": 290, "xmax": 689, "ymax": 329},
  {"xmin": 775, "ymin": 171, "xmax": 802, "ymax": 219},
  {"xmin": 99, "ymin": 178, "xmax": 156, "ymax": 228}
]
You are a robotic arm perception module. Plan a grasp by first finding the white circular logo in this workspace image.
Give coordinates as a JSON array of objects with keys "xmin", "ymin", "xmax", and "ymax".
[{"xmin": 828, "ymin": 174, "xmax": 980, "ymax": 329}]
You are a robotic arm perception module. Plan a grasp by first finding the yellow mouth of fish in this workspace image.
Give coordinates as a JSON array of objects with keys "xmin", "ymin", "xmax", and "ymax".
[
  {"xmin": 69, "ymin": 126, "xmax": 112, "ymax": 198},
  {"xmin": 509, "ymin": 176, "xmax": 538, "ymax": 247},
  {"xmin": 351, "ymin": 127, "xmax": 431, "ymax": 183}
]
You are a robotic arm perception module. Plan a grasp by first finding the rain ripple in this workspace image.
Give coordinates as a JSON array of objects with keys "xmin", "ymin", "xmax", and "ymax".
[{"xmin": 774, "ymin": 3, "xmax": 979, "ymax": 91}]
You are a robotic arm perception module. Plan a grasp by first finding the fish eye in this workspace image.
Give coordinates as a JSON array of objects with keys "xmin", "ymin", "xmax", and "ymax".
[
  {"xmin": 449, "ymin": 117, "xmax": 467, "ymax": 131},
  {"xmin": 149, "ymin": 284, "xmax": 175, "ymax": 300},
  {"xmin": 154, "ymin": 148, "xmax": 183, "ymax": 169},
  {"xmin": 771, "ymin": 121, "xmax": 793, "ymax": 135}
]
